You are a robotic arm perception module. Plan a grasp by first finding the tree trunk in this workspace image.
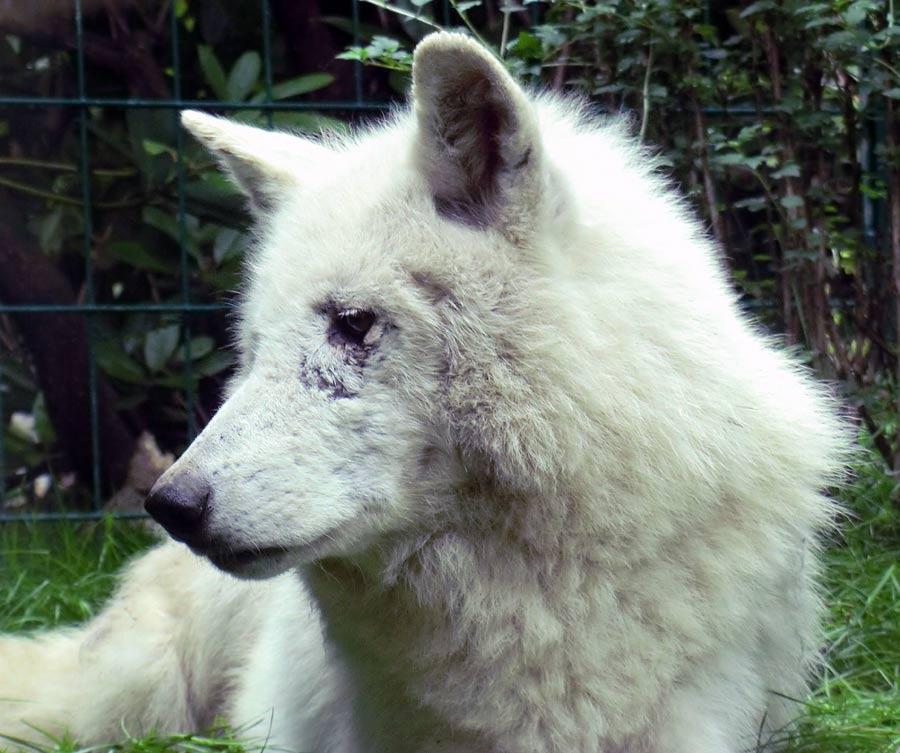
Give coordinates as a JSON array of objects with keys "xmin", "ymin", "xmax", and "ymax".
[{"xmin": 0, "ymin": 217, "xmax": 136, "ymax": 497}]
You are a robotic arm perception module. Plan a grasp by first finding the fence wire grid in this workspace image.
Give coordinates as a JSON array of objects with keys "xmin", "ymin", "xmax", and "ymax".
[
  {"xmin": 0, "ymin": 0, "xmax": 432, "ymax": 521},
  {"xmin": 0, "ymin": 1, "xmax": 888, "ymax": 521}
]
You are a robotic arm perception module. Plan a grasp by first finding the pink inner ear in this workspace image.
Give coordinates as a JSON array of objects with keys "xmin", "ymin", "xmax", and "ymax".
[
  {"xmin": 412, "ymin": 34, "xmax": 541, "ymax": 233},
  {"xmin": 417, "ymin": 76, "xmax": 527, "ymax": 227}
]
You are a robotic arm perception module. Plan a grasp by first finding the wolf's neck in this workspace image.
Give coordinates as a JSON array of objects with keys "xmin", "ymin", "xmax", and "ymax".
[{"xmin": 302, "ymin": 522, "xmax": 582, "ymax": 753}]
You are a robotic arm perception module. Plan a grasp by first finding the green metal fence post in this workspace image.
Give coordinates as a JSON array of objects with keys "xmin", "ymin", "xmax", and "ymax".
[{"xmin": 73, "ymin": 0, "xmax": 104, "ymax": 509}]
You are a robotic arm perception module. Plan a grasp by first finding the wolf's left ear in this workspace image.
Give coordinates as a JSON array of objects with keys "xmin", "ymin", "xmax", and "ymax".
[
  {"xmin": 412, "ymin": 33, "xmax": 543, "ymax": 237},
  {"xmin": 181, "ymin": 111, "xmax": 329, "ymax": 214}
]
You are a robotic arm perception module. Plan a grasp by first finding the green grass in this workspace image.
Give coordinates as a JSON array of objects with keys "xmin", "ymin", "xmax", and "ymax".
[
  {"xmin": 1, "ymin": 728, "xmax": 253, "ymax": 753},
  {"xmin": 0, "ymin": 519, "xmax": 257, "ymax": 753},
  {"xmin": 1, "ymin": 466, "xmax": 899, "ymax": 753},
  {"xmin": 0, "ymin": 518, "xmax": 156, "ymax": 634},
  {"xmin": 777, "ymin": 460, "xmax": 900, "ymax": 753}
]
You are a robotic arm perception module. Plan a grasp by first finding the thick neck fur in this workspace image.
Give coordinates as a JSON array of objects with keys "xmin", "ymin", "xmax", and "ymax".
[
  {"xmin": 302, "ymin": 452, "xmax": 822, "ymax": 753},
  {"xmin": 301, "ymin": 478, "xmax": 643, "ymax": 753}
]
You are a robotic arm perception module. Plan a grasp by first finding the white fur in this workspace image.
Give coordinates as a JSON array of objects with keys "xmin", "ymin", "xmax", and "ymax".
[{"xmin": 0, "ymin": 33, "xmax": 849, "ymax": 753}]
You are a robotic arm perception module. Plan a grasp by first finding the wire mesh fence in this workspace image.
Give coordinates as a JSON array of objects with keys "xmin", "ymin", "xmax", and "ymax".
[
  {"xmin": 0, "ymin": 0, "xmax": 403, "ymax": 521},
  {"xmin": 0, "ymin": 1, "xmax": 894, "ymax": 519}
]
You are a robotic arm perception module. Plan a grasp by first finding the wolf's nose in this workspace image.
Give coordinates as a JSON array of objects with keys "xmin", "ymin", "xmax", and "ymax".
[{"xmin": 145, "ymin": 474, "xmax": 211, "ymax": 548}]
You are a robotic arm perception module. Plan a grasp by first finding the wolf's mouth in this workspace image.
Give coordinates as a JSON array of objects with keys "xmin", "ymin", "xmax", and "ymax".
[
  {"xmin": 192, "ymin": 527, "xmax": 342, "ymax": 579},
  {"xmin": 204, "ymin": 546, "xmax": 294, "ymax": 576}
]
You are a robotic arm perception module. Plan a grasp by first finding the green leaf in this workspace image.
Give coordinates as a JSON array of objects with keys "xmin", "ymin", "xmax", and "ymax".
[
  {"xmin": 739, "ymin": 0, "xmax": 776, "ymax": 18},
  {"xmin": 107, "ymin": 240, "xmax": 178, "ymax": 275},
  {"xmin": 144, "ymin": 325, "xmax": 181, "ymax": 373},
  {"xmin": 176, "ymin": 336, "xmax": 216, "ymax": 363},
  {"xmin": 142, "ymin": 140, "xmax": 175, "ymax": 158},
  {"xmin": 780, "ymin": 195, "xmax": 805, "ymax": 210},
  {"xmin": 194, "ymin": 350, "xmax": 236, "ymax": 378},
  {"xmin": 35, "ymin": 205, "xmax": 65, "ymax": 254},
  {"xmin": 370, "ymin": 36, "xmax": 401, "ymax": 55},
  {"xmin": 804, "ymin": 16, "xmax": 837, "ymax": 30},
  {"xmin": 202, "ymin": 266, "xmax": 241, "ymax": 292},
  {"xmin": 249, "ymin": 73, "xmax": 335, "ymax": 104},
  {"xmin": 772, "ymin": 163, "xmax": 801, "ymax": 179},
  {"xmin": 269, "ymin": 111, "xmax": 348, "ymax": 134},
  {"xmin": 509, "ymin": 31, "xmax": 542, "ymax": 60},
  {"xmin": 32, "ymin": 393, "xmax": 55, "ymax": 445},
  {"xmin": 198, "ymin": 45, "xmax": 229, "ymax": 100},
  {"xmin": 845, "ymin": 0, "xmax": 870, "ymax": 26},
  {"xmin": 95, "ymin": 341, "xmax": 147, "ymax": 384},
  {"xmin": 534, "ymin": 24, "xmax": 566, "ymax": 48},
  {"xmin": 8, "ymin": 414, "xmax": 38, "ymax": 446},
  {"xmin": 213, "ymin": 228, "xmax": 242, "ymax": 265},
  {"xmin": 820, "ymin": 30, "xmax": 862, "ymax": 52},
  {"xmin": 733, "ymin": 196, "xmax": 768, "ymax": 212},
  {"xmin": 793, "ymin": 3, "xmax": 831, "ymax": 15},
  {"xmin": 336, "ymin": 48, "xmax": 367, "ymax": 63},
  {"xmin": 713, "ymin": 152, "xmax": 750, "ymax": 166},
  {"xmin": 126, "ymin": 109, "xmax": 177, "ymax": 191},
  {"xmin": 142, "ymin": 206, "xmax": 181, "ymax": 242},
  {"xmin": 183, "ymin": 174, "xmax": 246, "ymax": 224},
  {"xmin": 616, "ymin": 56, "xmax": 636, "ymax": 74},
  {"xmin": 269, "ymin": 73, "xmax": 334, "ymax": 100},
  {"xmin": 227, "ymin": 51, "xmax": 262, "ymax": 102}
]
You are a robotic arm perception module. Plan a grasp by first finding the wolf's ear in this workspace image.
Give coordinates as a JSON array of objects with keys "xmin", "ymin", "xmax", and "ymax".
[
  {"xmin": 412, "ymin": 33, "xmax": 543, "ymax": 235},
  {"xmin": 181, "ymin": 111, "xmax": 328, "ymax": 214}
]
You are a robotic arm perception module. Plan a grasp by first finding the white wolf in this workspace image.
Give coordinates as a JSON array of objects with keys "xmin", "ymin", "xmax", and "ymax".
[{"xmin": 0, "ymin": 32, "xmax": 848, "ymax": 753}]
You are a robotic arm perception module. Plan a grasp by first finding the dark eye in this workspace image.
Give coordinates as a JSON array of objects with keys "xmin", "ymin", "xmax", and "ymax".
[{"xmin": 331, "ymin": 308, "xmax": 376, "ymax": 347}]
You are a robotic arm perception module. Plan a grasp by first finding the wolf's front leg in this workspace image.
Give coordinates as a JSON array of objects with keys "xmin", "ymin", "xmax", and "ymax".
[
  {"xmin": 0, "ymin": 542, "xmax": 260, "ymax": 749},
  {"xmin": 0, "ymin": 625, "xmax": 89, "ymax": 748}
]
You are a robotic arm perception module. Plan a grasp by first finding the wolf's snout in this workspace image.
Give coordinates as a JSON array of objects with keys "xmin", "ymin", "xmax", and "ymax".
[{"xmin": 145, "ymin": 474, "xmax": 211, "ymax": 548}]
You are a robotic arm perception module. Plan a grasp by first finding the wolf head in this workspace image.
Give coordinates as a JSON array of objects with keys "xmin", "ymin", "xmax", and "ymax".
[{"xmin": 146, "ymin": 33, "xmax": 582, "ymax": 579}]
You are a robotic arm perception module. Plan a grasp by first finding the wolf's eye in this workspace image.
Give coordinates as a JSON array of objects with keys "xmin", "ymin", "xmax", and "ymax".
[{"xmin": 331, "ymin": 308, "xmax": 376, "ymax": 347}]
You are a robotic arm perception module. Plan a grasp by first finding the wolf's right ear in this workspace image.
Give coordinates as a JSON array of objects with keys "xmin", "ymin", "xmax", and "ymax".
[
  {"xmin": 181, "ymin": 111, "xmax": 329, "ymax": 214},
  {"xmin": 412, "ymin": 33, "xmax": 543, "ymax": 239}
]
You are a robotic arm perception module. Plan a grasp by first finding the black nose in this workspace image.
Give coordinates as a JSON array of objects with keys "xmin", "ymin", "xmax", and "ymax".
[{"xmin": 145, "ymin": 474, "xmax": 211, "ymax": 548}]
